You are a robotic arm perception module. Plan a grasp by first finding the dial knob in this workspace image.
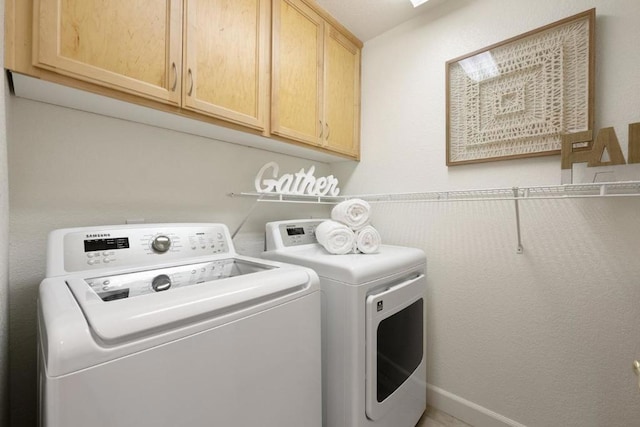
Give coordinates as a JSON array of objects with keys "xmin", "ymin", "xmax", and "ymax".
[
  {"xmin": 151, "ymin": 274, "xmax": 171, "ymax": 292},
  {"xmin": 151, "ymin": 235, "xmax": 171, "ymax": 253}
]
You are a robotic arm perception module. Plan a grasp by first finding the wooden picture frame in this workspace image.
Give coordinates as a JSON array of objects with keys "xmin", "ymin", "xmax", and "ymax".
[{"xmin": 446, "ymin": 9, "xmax": 595, "ymax": 166}]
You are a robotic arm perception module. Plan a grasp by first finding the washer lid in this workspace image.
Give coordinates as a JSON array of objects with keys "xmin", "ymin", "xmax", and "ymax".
[
  {"xmin": 262, "ymin": 244, "xmax": 426, "ymax": 285},
  {"xmin": 66, "ymin": 258, "xmax": 315, "ymax": 343}
]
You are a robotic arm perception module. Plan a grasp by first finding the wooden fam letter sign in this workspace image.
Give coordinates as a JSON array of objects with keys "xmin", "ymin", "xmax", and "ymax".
[{"xmin": 561, "ymin": 123, "xmax": 640, "ymax": 169}]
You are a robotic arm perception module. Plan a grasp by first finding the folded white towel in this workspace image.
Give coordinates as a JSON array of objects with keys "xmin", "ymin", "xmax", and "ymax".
[
  {"xmin": 354, "ymin": 225, "xmax": 381, "ymax": 254},
  {"xmin": 331, "ymin": 199, "xmax": 371, "ymax": 230},
  {"xmin": 315, "ymin": 220, "xmax": 356, "ymax": 255}
]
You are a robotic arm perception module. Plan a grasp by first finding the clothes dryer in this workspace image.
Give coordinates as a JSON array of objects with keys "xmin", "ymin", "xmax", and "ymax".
[
  {"xmin": 39, "ymin": 223, "xmax": 321, "ymax": 427},
  {"xmin": 263, "ymin": 219, "xmax": 427, "ymax": 427}
]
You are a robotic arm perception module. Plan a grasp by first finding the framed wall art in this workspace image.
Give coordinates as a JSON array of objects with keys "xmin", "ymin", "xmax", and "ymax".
[{"xmin": 446, "ymin": 9, "xmax": 595, "ymax": 166}]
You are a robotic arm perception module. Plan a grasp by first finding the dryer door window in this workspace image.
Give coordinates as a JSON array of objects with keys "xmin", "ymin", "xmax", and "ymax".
[
  {"xmin": 376, "ymin": 298, "xmax": 423, "ymax": 402},
  {"xmin": 365, "ymin": 274, "xmax": 426, "ymax": 421}
]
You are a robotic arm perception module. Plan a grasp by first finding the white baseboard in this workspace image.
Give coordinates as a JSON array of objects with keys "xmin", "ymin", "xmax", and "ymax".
[{"xmin": 427, "ymin": 384, "xmax": 528, "ymax": 427}]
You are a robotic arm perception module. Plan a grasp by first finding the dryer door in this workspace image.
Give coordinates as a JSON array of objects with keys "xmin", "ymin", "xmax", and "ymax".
[{"xmin": 365, "ymin": 273, "xmax": 426, "ymax": 421}]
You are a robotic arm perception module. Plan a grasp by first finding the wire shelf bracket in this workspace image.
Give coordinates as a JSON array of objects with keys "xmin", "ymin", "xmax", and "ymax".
[{"xmin": 512, "ymin": 187, "xmax": 524, "ymax": 254}]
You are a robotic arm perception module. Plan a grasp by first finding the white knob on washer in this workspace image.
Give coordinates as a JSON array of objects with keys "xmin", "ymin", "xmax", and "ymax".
[
  {"xmin": 151, "ymin": 274, "xmax": 172, "ymax": 292},
  {"xmin": 152, "ymin": 235, "xmax": 171, "ymax": 253}
]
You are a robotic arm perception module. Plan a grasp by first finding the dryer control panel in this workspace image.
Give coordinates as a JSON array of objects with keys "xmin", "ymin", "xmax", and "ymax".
[
  {"xmin": 265, "ymin": 219, "xmax": 323, "ymax": 250},
  {"xmin": 49, "ymin": 224, "xmax": 233, "ymax": 275}
]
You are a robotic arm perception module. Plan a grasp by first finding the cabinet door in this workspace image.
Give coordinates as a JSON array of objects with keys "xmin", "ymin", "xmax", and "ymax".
[
  {"xmin": 271, "ymin": 0, "xmax": 324, "ymax": 146},
  {"xmin": 35, "ymin": 0, "xmax": 182, "ymax": 105},
  {"xmin": 184, "ymin": 0, "xmax": 270, "ymax": 131},
  {"xmin": 324, "ymin": 26, "xmax": 361, "ymax": 158}
]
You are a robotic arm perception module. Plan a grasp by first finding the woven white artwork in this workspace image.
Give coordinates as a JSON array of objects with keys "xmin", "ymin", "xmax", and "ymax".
[{"xmin": 447, "ymin": 11, "xmax": 593, "ymax": 165}]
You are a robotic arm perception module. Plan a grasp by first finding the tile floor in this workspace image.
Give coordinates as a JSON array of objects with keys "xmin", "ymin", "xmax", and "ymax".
[{"xmin": 416, "ymin": 406, "xmax": 473, "ymax": 427}]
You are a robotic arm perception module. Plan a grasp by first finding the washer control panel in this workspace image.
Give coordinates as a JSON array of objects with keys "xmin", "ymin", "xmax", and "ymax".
[
  {"xmin": 59, "ymin": 224, "xmax": 231, "ymax": 273},
  {"xmin": 85, "ymin": 258, "xmax": 270, "ymax": 302}
]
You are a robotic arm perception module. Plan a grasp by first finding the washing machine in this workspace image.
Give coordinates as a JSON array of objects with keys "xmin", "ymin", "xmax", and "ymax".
[
  {"xmin": 262, "ymin": 219, "xmax": 427, "ymax": 427},
  {"xmin": 38, "ymin": 223, "xmax": 322, "ymax": 427}
]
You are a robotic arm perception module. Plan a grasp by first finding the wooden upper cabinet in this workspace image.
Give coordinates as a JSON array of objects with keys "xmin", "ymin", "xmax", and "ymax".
[
  {"xmin": 271, "ymin": 0, "xmax": 361, "ymax": 158},
  {"xmin": 271, "ymin": 0, "xmax": 324, "ymax": 146},
  {"xmin": 14, "ymin": 0, "xmax": 360, "ymax": 159},
  {"xmin": 324, "ymin": 26, "xmax": 360, "ymax": 157},
  {"xmin": 34, "ymin": 0, "xmax": 183, "ymax": 105},
  {"xmin": 183, "ymin": 0, "xmax": 270, "ymax": 131}
]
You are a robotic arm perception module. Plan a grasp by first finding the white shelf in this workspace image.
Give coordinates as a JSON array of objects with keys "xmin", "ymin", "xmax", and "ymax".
[
  {"xmin": 230, "ymin": 181, "xmax": 640, "ymax": 204},
  {"xmin": 230, "ymin": 181, "xmax": 640, "ymax": 255},
  {"xmin": 229, "ymin": 192, "xmax": 346, "ymax": 204}
]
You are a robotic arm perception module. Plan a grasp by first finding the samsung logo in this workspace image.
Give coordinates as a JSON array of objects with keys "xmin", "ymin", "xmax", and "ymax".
[{"xmin": 86, "ymin": 233, "xmax": 111, "ymax": 238}]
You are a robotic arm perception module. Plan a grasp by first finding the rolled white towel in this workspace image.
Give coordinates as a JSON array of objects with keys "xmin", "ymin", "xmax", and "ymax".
[
  {"xmin": 331, "ymin": 199, "xmax": 371, "ymax": 230},
  {"xmin": 315, "ymin": 220, "xmax": 355, "ymax": 255},
  {"xmin": 355, "ymin": 225, "xmax": 381, "ymax": 254}
]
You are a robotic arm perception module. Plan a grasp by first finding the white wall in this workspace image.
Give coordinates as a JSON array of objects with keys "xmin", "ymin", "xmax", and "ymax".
[
  {"xmin": 333, "ymin": 0, "xmax": 640, "ymax": 426},
  {"xmin": 0, "ymin": 0, "xmax": 9, "ymax": 424},
  {"xmin": 6, "ymin": 97, "xmax": 331, "ymax": 426}
]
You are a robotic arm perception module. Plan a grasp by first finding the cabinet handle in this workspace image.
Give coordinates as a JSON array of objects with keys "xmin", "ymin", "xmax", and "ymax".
[
  {"xmin": 170, "ymin": 62, "xmax": 177, "ymax": 92},
  {"xmin": 325, "ymin": 123, "xmax": 331, "ymax": 140},
  {"xmin": 319, "ymin": 120, "xmax": 324, "ymax": 139},
  {"xmin": 188, "ymin": 69, "xmax": 194, "ymax": 96}
]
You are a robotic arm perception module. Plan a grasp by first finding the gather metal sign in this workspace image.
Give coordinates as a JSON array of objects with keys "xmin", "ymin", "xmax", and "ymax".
[{"xmin": 254, "ymin": 162, "xmax": 341, "ymax": 196}]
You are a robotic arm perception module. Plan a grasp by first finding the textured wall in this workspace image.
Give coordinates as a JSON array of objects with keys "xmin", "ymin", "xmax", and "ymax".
[
  {"xmin": 370, "ymin": 199, "xmax": 640, "ymax": 426},
  {"xmin": 6, "ymin": 97, "xmax": 330, "ymax": 426},
  {"xmin": 333, "ymin": 0, "xmax": 640, "ymax": 426}
]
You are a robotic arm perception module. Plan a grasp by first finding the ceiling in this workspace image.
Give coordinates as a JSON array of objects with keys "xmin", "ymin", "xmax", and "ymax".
[{"xmin": 314, "ymin": 0, "xmax": 449, "ymax": 42}]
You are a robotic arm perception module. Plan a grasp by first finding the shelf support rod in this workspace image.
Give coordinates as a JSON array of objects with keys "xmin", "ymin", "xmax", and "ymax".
[
  {"xmin": 231, "ymin": 193, "xmax": 266, "ymax": 239},
  {"xmin": 513, "ymin": 187, "xmax": 524, "ymax": 254}
]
